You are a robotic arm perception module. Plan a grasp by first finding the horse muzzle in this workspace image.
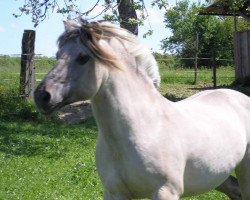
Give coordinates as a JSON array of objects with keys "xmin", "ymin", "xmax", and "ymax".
[{"xmin": 34, "ymin": 84, "xmax": 65, "ymax": 115}]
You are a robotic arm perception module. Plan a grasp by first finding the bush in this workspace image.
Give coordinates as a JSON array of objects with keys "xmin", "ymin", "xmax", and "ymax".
[
  {"xmin": 153, "ymin": 53, "xmax": 182, "ymax": 69},
  {"xmin": 0, "ymin": 56, "xmax": 20, "ymax": 68},
  {"xmin": 35, "ymin": 56, "xmax": 56, "ymax": 68}
]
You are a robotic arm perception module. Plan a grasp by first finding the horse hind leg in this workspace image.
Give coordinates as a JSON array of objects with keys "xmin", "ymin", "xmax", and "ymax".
[
  {"xmin": 235, "ymin": 148, "xmax": 250, "ymax": 200},
  {"xmin": 215, "ymin": 175, "xmax": 241, "ymax": 200}
]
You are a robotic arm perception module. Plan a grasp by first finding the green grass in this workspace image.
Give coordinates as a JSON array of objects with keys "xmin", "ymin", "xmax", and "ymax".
[
  {"xmin": 0, "ymin": 119, "xmax": 229, "ymax": 200},
  {"xmin": 0, "ymin": 119, "xmax": 103, "ymax": 199},
  {"xmin": 160, "ymin": 66, "xmax": 235, "ymax": 86},
  {"xmin": 0, "ymin": 62, "xmax": 243, "ymax": 199}
]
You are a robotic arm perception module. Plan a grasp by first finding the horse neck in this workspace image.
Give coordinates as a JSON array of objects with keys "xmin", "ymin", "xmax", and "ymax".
[{"xmin": 91, "ymin": 68, "xmax": 170, "ymax": 138}]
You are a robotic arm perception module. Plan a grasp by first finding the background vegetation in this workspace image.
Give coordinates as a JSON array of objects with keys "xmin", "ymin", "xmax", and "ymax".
[
  {"xmin": 0, "ymin": 56, "xmax": 56, "ymax": 68},
  {"xmin": 3, "ymin": 0, "xmax": 249, "ymax": 198},
  {"xmin": 1, "ymin": 55, "xmax": 247, "ymax": 199},
  {"xmin": 162, "ymin": 0, "xmax": 250, "ymax": 67}
]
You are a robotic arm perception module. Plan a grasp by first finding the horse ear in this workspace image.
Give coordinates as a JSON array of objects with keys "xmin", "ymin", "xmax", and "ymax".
[
  {"xmin": 63, "ymin": 20, "xmax": 72, "ymax": 32},
  {"xmin": 63, "ymin": 20, "xmax": 78, "ymax": 32}
]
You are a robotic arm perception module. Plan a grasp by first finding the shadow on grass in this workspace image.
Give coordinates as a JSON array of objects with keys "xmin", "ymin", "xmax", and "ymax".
[
  {"xmin": 0, "ymin": 132, "xmax": 52, "ymax": 157},
  {"xmin": 163, "ymin": 84, "xmax": 250, "ymax": 102},
  {"xmin": 164, "ymin": 93, "xmax": 185, "ymax": 102},
  {"xmin": 0, "ymin": 117, "xmax": 97, "ymax": 158},
  {"xmin": 188, "ymin": 83, "xmax": 250, "ymax": 97}
]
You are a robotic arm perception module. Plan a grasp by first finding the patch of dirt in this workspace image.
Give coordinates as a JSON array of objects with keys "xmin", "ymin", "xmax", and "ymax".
[{"xmin": 57, "ymin": 101, "xmax": 93, "ymax": 124}]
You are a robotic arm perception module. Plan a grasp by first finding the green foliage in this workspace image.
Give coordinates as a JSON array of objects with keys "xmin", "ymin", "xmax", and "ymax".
[
  {"xmin": 161, "ymin": 0, "xmax": 250, "ymax": 67},
  {"xmin": 237, "ymin": 17, "xmax": 250, "ymax": 32},
  {"xmin": 35, "ymin": 56, "xmax": 56, "ymax": 68},
  {"xmin": 143, "ymin": 29, "xmax": 154, "ymax": 38},
  {"xmin": 0, "ymin": 56, "xmax": 20, "ymax": 68},
  {"xmin": 154, "ymin": 52, "xmax": 183, "ymax": 69},
  {"xmin": 151, "ymin": 0, "xmax": 168, "ymax": 9},
  {"xmin": 158, "ymin": 56, "xmax": 235, "ymax": 86},
  {"xmin": 206, "ymin": 0, "xmax": 247, "ymax": 11},
  {"xmin": 162, "ymin": 1, "xmax": 220, "ymax": 59},
  {"xmin": 103, "ymin": 14, "xmax": 119, "ymax": 22}
]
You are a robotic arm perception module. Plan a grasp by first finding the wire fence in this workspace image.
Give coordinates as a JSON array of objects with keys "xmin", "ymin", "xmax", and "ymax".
[
  {"xmin": 157, "ymin": 57, "xmax": 235, "ymax": 87},
  {"xmin": 0, "ymin": 54, "xmax": 55, "ymax": 80},
  {"xmin": 0, "ymin": 54, "xmax": 236, "ymax": 88}
]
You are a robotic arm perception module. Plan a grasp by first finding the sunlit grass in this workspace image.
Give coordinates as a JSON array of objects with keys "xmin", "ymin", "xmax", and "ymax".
[
  {"xmin": 0, "ymin": 62, "xmax": 238, "ymax": 199},
  {"xmin": 0, "ymin": 120, "xmax": 230, "ymax": 199},
  {"xmin": 0, "ymin": 119, "xmax": 103, "ymax": 199},
  {"xmin": 160, "ymin": 66, "xmax": 235, "ymax": 86}
]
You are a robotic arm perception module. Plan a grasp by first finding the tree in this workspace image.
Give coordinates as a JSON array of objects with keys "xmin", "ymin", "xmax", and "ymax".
[
  {"xmin": 14, "ymin": 0, "xmax": 164, "ymax": 35},
  {"xmin": 117, "ymin": 0, "xmax": 138, "ymax": 35},
  {"xmin": 161, "ymin": 0, "xmax": 245, "ymax": 67}
]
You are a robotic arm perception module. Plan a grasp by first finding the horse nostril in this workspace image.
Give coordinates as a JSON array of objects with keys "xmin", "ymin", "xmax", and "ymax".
[{"xmin": 41, "ymin": 91, "xmax": 51, "ymax": 103}]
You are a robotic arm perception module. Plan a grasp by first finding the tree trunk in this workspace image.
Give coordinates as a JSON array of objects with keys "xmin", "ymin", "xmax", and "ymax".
[{"xmin": 117, "ymin": 0, "xmax": 138, "ymax": 35}]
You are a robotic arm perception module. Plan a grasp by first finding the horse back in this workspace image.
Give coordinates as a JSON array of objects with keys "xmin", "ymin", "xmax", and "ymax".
[{"xmin": 180, "ymin": 88, "xmax": 250, "ymax": 143}]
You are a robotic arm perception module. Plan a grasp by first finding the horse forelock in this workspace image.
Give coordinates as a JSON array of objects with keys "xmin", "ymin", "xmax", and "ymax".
[
  {"xmin": 58, "ymin": 20, "xmax": 135, "ymax": 69},
  {"xmin": 58, "ymin": 19, "xmax": 160, "ymax": 87}
]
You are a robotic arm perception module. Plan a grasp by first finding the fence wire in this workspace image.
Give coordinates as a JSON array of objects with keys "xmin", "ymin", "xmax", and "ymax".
[{"xmin": 0, "ymin": 55, "xmax": 235, "ymax": 87}]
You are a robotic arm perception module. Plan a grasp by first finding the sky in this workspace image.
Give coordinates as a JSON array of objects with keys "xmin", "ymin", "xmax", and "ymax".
[{"xmin": 0, "ymin": 0, "xmax": 205, "ymax": 57}]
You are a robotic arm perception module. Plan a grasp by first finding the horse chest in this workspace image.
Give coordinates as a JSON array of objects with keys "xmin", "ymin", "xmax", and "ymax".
[{"xmin": 95, "ymin": 134, "xmax": 175, "ymax": 198}]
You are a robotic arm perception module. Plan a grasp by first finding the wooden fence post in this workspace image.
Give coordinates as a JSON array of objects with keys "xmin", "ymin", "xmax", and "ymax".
[
  {"xmin": 19, "ymin": 30, "xmax": 36, "ymax": 99},
  {"xmin": 234, "ymin": 31, "xmax": 250, "ymax": 84},
  {"xmin": 194, "ymin": 31, "xmax": 199, "ymax": 84},
  {"xmin": 212, "ymin": 54, "xmax": 217, "ymax": 88}
]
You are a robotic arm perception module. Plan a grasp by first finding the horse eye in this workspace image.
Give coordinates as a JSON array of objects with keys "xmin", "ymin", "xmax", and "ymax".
[{"xmin": 76, "ymin": 54, "xmax": 90, "ymax": 65}]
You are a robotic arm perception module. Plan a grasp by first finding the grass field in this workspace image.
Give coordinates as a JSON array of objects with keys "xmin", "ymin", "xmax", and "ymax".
[{"xmin": 0, "ymin": 60, "xmax": 245, "ymax": 199}]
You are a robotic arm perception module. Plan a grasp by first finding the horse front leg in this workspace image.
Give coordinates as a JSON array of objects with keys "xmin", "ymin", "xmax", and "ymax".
[
  {"xmin": 104, "ymin": 190, "xmax": 130, "ymax": 200},
  {"xmin": 153, "ymin": 185, "xmax": 181, "ymax": 200},
  {"xmin": 215, "ymin": 175, "xmax": 241, "ymax": 200},
  {"xmin": 235, "ymin": 149, "xmax": 250, "ymax": 200}
]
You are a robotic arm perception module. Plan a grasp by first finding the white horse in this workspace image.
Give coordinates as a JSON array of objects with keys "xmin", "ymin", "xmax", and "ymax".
[{"xmin": 34, "ymin": 19, "xmax": 250, "ymax": 200}]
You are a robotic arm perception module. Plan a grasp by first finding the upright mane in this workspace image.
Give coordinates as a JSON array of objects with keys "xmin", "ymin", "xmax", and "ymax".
[{"xmin": 58, "ymin": 19, "xmax": 160, "ymax": 88}]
